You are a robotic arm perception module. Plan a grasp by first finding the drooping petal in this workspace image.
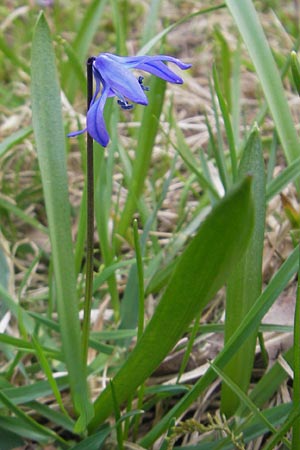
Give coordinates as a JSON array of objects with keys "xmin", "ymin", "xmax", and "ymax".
[
  {"xmin": 93, "ymin": 54, "xmax": 148, "ymax": 105},
  {"xmin": 107, "ymin": 53, "xmax": 191, "ymax": 70},
  {"xmin": 134, "ymin": 61, "xmax": 184, "ymax": 83},
  {"xmin": 86, "ymin": 85, "xmax": 110, "ymax": 147},
  {"xmin": 103, "ymin": 53, "xmax": 191, "ymax": 83},
  {"xmin": 68, "ymin": 127, "xmax": 87, "ymax": 138}
]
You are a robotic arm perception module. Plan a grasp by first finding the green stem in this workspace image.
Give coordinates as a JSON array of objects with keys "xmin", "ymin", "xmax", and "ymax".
[{"xmin": 82, "ymin": 57, "xmax": 95, "ymax": 366}]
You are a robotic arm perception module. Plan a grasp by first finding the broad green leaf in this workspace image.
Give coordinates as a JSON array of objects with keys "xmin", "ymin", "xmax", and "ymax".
[
  {"xmin": 31, "ymin": 12, "xmax": 92, "ymax": 428},
  {"xmin": 89, "ymin": 177, "xmax": 254, "ymax": 430},
  {"xmin": 221, "ymin": 126, "xmax": 266, "ymax": 415}
]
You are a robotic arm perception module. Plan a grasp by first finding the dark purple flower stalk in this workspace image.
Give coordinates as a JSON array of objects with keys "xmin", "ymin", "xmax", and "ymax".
[{"xmin": 68, "ymin": 53, "xmax": 191, "ymax": 147}]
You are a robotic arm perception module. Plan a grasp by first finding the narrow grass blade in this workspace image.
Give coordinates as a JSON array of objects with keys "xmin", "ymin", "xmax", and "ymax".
[
  {"xmin": 71, "ymin": 425, "xmax": 111, "ymax": 450},
  {"xmin": 205, "ymin": 102, "xmax": 229, "ymax": 192},
  {"xmin": 133, "ymin": 219, "xmax": 145, "ymax": 341},
  {"xmin": 212, "ymin": 363, "xmax": 290, "ymax": 447},
  {"xmin": 212, "ymin": 64, "xmax": 237, "ymax": 181},
  {"xmin": 110, "ymin": 0, "xmax": 127, "ymax": 54},
  {"xmin": 221, "ymin": 126, "xmax": 265, "ymax": 415},
  {"xmin": 266, "ymin": 155, "xmax": 300, "ymax": 200},
  {"xmin": 89, "ymin": 177, "xmax": 254, "ymax": 430},
  {"xmin": 141, "ymin": 0, "xmax": 162, "ymax": 47},
  {"xmin": 0, "ymin": 284, "xmax": 33, "ymax": 332},
  {"xmin": 1, "ymin": 376, "xmax": 69, "ymax": 406},
  {"xmin": 263, "ymin": 406, "xmax": 299, "ymax": 450},
  {"xmin": 225, "ymin": 0, "xmax": 300, "ymax": 163},
  {"xmin": 177, "ymin": 404, "xmax": 292, "ymax": 450},
  {"xmin": 57, "ymin": 36, "xmax": 86, "ymax": 96},
  {"xmin": 94, "ymin": 140, "xmax": 120, "ymax": 320},
  {"xmin": 31, "ymin": 12, "xmax": 93, "ymax": 428},
  {"xmin": 292, "ymin": 251, "xmax": 300, "ymax": 448},
  {"xmin": 31, "ymin": 335, "xmax": 69, "ymax": 417},
  {"xmin": 266, "ymin": 131, "xmax": 278, "ymax": 185},
  {"xmin": 0, "ymin": 127, "xmax": 32, "ymax": 158},
  {"xmin": 0, "ymin": 391, "xmax": 68, "ymax": 446},
  {"xmin": 243, "ymin": 347, "xmax": 293, "ymax": 414},
  {"xmin": 0, "ymin": 417, "xmax": 53, "ymax": 445},
  {"xmin": 93, "ymin": 259, "xmax": 135, "ymax": 292},
  {"xmin": 231, "ymin": 41, "xmax": 241, "ymax": 147},
  {"xmin": 138, "ymin": 5, "xmax": 226, "ymax": 55},
  {"xmin": 0, "ymin": 196, "xmax": 48, "ymax": 235},
  {"xmin": 214, "ymin": 28, "xmax": 232, "ymax": 110},
  {"xmin": 140, "ymin": 246, "xmax": 298, "ymax": 446},
  {"xmin": 173, "ymin": 123, "xmax": 220, "ymax": 200},
  {"xmin": 0, "ymin": 33, "xmax": 29, "ymax": 73},
  {"xmin": 0, "ymin": 333, "xmax": 61, "ymax": 360},
  {"xmin": 26, "ymin": 401, "xmax": 75, "ymax": 432},
  {"xmin": 119, "ymin": 155, "xmax": 177, "ymax": 334},
  {"xmin": 116, "ymin": 76, "xmax": 166, "ymax": 244},
  {"xmin": 291, "ymin": 51, "xmax": 300, "ymax": 96},
  {"xmin": 62, "ymin": 0, "xmax": 108, "ymax": 100},
  {"xmin": 110, "ymin": 380, "xmax": 124, "ymax": 450}
]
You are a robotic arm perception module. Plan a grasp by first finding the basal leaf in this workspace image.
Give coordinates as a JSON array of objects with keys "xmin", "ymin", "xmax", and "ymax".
[{"xmin": 89, "ymin": 176, "xmax": 254, "ymax": 430}]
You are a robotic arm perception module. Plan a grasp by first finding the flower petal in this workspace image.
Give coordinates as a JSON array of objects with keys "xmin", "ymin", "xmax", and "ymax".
[
  {"xmin": 68, "ymin": 128, "xmax": 87, "ymax": 138},
  {"xmin": 103, "ymin": 53, "xmax": 191, "ymax": 83},
  {"xmin": 93, "ymin": 54, "xmax": 148, "ymax": 105},
  {"xmin": 86, "ymin": 85, "xmax": 110, "ymax": 147},
  {"xmin": 135, "ymin": 61, "xmax": 184, "ymax": 83}
]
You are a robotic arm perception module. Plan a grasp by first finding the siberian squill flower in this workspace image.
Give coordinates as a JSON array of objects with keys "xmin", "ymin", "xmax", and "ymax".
[{"xmin": 68, "ymin": 53, "xmax": 191, "ymax": 147}]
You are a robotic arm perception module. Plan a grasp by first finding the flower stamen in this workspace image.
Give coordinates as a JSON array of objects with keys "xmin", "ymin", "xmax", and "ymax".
[
  {"xmin": 138, "ymin": 76, "xmax": 150, "ymax": 91},
  {"xmin": 117, "ymin": 99, "xmax": 134, "ymax": 110}
]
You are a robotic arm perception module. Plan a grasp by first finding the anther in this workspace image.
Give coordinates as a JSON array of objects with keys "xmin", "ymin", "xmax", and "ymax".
[
  {"xmin": 138, "ymin": 76, "xmax": 150, "ymax": 91},
  {"xmin": 117, "ymin": 99, "xmax": 134, "ymax": 110}
]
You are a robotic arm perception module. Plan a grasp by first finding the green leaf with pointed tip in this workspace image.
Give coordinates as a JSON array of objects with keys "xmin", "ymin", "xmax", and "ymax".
[
  {"xmin": 31, "ymin": 12, "xmax": 93, "ymax": 429},
  {"xmin": 221, "ymin": 126, "xmax": 266, "ymax": 415},
  {"xmin": 89, "ymin": 177, "xmax": 254, "ymax": 430}
]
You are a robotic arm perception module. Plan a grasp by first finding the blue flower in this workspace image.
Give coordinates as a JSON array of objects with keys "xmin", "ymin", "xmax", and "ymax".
[{"xmin": 68, "ymin": 53, "xmax": 191, "ymax": 147}]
